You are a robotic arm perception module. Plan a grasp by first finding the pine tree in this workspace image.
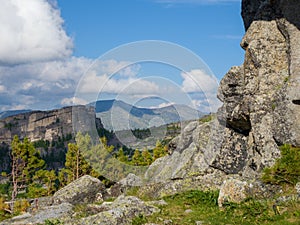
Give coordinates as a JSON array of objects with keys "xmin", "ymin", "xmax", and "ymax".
[
  {"xmin": 117, "ymin": 147, "xmax": 128, "ymax": 163},
  {"xmin": 153, "ymin": 140, "xmax": 167, "ymax": 160},
  {"xmin": 10, "ymin": 136, "xmax": 46, "ymax": 201},
  {"xmin": 141, "ymin": 148, "xmax": 153, "ymax": 166},
  {"xmin": 59, "ymin": 133, "xmax": 100, "ymax": 187},
  {"xmin": 132, "ymin": 149, "xmax": 142, "ymax": 166}
]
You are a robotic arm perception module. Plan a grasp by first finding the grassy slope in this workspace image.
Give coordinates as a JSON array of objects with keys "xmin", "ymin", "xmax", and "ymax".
[{"xmin": 131, "ymin": 189, "xmax": 300, "ymax": 225}]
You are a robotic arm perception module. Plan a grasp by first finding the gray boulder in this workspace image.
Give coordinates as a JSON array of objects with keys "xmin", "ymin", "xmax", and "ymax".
[
  {"xmin": 119, "ymin": 173, "xmax": 143, "ymax": 187},
  {"xmin": 65, "ymin": 195, "xmax": 159, "ymax": 225},
  {"xmin": 53, "ymin": 175, "xmax": 106, "ymax": 205},
  {"xmin": 218, "ymin": 179, "xmax": 248, "ymax": 207},
  {"xmin": 0, "ymin": 203, "xmax": 73, "ymax": 225},
  {"xmin": 218, "ymin": 178, "xmax": 281, "ymax": 207}
]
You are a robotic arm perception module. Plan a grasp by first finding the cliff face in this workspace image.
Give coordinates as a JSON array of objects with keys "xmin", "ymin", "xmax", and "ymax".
[
  {"xmin": 0, "ymin": 105, "xmax": 98, "ymax": 144},
  {"xmin": 143, "ymin": 0, "xmax": 300, "ymax": 190},
  {"xmin": 218, "ymin": 0, "xmax": 300, "ymax": 177}
]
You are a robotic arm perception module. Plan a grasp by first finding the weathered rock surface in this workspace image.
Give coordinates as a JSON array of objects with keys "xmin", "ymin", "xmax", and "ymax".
[
  {"xmin": 0, "ymin": 105, "xmax": 98, "ymax": 144},
  {"xmin": 64, "ymin": 195, "xmax": 159, "ymax": 225},
  {"xmin": 218, "ymin": 179, "xmax": 248, "ymax": 207},
  {"xmin": 218, "ymin": 178, "xmax": 281, "ymax": 207},
  {"xmin": 143, "ymin": 0, "xmax": 300, "ymax": 196},
  {"xmin": 0, "ymin": 203, "xmax": 73, "ymax": 225},
  {"xmin": 119, "ymin": 173, "xmax": 143, "ymax": 187},
  {"xmin": 53, "ymin": 175, "xmax": 106, "ymax": 205},
  {"xmin": 121, "ymin": 5, "xmax": 300, "ymax": 213}
]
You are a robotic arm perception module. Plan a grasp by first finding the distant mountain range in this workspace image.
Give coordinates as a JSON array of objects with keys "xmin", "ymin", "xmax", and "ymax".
[
  {"xmin": 0, "ymin": 110, "xmax": 31, "ymax": 119},
  {"xmin": 0, "ymin": 100, "xmax": 203, "ymax": 131},
  {"xmin": 92, "ymin": 100, "xmax": 203, "ymax": 131}
]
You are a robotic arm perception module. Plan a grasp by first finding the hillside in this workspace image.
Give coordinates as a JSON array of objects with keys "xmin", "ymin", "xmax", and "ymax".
[
  {"xmin": 93, "ymin": 99, "xmax": 203, "ymax": 131},
  {"xmin": 0, "ymin": 0, "xmax": 300, "ymax": 224},
  {"xmin": 0, "ymin": 110, "xmax": 31, "ymax": 120}
]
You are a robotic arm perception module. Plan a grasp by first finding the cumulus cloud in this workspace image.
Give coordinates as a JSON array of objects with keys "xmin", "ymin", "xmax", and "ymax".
[
  {"xmin": 0, "ymin": 0, "xmax": 73, "ymax": 65},
  {"xmin": 0, "ymin": 58, "xmax": 156, "ymax": 110},
  {"xmin": 181, "ymin": 69, "xmax": 221, "ymax": 112},
  {"xmin": 61, "ymin": 97, "xmax": 88, "ymax": 106},
  {"xmin": 77, "ymin": 71, "xmax": 160, "ymax": 96},
  {"xmin": 181, "ymin": 69, "xmax": 218, "ymax": 93},
  {"xmin": 0, "ymin": 57, "xmax": 92, "ymax": 110}
]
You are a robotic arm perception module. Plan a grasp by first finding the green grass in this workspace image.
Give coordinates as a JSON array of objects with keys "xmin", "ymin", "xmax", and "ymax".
[
  {"xmin": 133, "ymin": 190, "xmax": 300, "ymax": 225},
  {"xmin": 262, "ymin": 144, "xmax": 300, "ymax": 186}
]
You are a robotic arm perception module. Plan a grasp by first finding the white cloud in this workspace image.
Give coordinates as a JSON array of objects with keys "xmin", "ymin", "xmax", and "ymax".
[
  {"xmin": 0, "ymin": 85, "xmax": 6, "ymax": 93},
  {"xmin": 0, "ymin": 0, "xmax": 73, "ymax": 65},
  {"xmin": 0, "ymin": 57, "xmax": 92, "ymax": 111},
  {"xmin": 181, "ymin": 69, "xmax": 218, "ymax": 93},
  {"xmin": 77, "ymin": 72, "xmax": 160, "ymax": 96},
  {"xmin": 61, "ymin": 97, "xmax": 88, "ymax": 106},
  {"xmin": 157, "ymin": 102, "xmax": 175, "ymax": 108},
  {"xmin": 181, "ymin": 69, "xmax": 221, "ymax": 112},
  {"xmin": 0, "ymin": 57, "xmax": 157, "ymax": 111}
]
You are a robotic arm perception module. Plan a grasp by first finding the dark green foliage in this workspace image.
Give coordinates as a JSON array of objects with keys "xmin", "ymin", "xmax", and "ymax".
[
  {"xmin": 97, "ymin": 127, "xmax": 114, "ymax": 140},
  {"xmin": 33, "ymin": 139, "xmax": 50, "ymax": 149},
  {"xmin": 44, "ymin": 218, "xmax": 62, "ymax": 225},
  {"xmin": 132, "ymin": 214, "xmax": 148, "ymax": 225},
  {"xmin": 0, "ymin": 143, "xmax": 11, "ymax": 173},
  {"xmin": 131, "ymin": 128, "xmax": 151, "ymax": 139},
  {"xmin": 0, "ymin": 183, "xmax": 10, "ymax": 196},
  {"xmin": 183, "ymin": 190, "xmax": 219, "ymax": 206},
  {"xmin": 262, "ymin": 144, "xmax": 300, "ymax": 186}
]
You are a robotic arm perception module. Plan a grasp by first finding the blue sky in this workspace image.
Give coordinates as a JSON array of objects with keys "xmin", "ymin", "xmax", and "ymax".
[
  {"xmin": 58, "ymin": 0, "xmax": 244, "ymax": 78},
  {"xmin": 0, "ymin": 0, "xmax": 244, "ymax": 112}
]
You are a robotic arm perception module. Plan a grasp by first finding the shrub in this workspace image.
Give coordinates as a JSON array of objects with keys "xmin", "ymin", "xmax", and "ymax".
[{"xmin": 262, "ymin": 144, "xmax": 300, "ymax": 186}]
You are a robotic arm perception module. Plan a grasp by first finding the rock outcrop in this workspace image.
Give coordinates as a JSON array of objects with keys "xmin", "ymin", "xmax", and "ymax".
[
  {"xmin": 53, "ymin": 175, "xmax": 106, "ymax": 205},
  {"xmin": 0, "ymin": 105, "xmax": 100, "ymax": 144},
  {"xmin": 1, "ymin": 177, "xmax": 159, "ymax": 225},
  {"xmin": 65, "ymin": 195, "xmax": 159, "ymax": 225},
  {"xmin": 142, "ymin": 0, "xmax": 300, "ymax": 195},
  {"xmin": 0, "ymin": 203, "xmax": 74, "ymax": 225}
]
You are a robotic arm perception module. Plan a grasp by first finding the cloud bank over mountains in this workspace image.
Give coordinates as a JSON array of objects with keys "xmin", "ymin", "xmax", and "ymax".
[{"xmin": 0, "ymin": 0, "xmax": 220, "ymax": 112}]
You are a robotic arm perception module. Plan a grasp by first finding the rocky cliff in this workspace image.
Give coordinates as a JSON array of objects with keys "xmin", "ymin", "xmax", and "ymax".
[
  {"xmin": 142, "ymin": 0, "xmax": 300, "ymax": 195},
  {"xmin": 0, "ymin": 105, "xmax": 101, "ymax": 171},
  {"xmin": 0, "ymin": 105, "xmax": 99, "ymax": 145}
]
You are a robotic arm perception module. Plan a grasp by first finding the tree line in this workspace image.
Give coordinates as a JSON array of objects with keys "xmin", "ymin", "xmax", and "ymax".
[{"xmin": 0, "ymin": 132, "xmax": 169, "ymax": 216}]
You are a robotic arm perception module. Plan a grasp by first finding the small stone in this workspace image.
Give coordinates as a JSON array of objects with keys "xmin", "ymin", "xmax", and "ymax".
[
  {"xmin": 195, "ymin": 221, "xmax": 204, "ymax": 225},
  {"xmin": 184, "ymin": 209, "xmax": 193, "ymax": 214},
  {"xmin": 295, "ymin": 182, "xmax": 300, "ymax": 197},
  {"xmin": 218, "ymin": 179, "xmax": 248, "ymax": 207},
  {"xmin": 164, "ymin": 219, "xmax": 173, "ymax": 225}
]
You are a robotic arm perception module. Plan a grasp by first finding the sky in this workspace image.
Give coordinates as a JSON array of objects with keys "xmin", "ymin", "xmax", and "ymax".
[{"xmin": 0, "ymin": 0, "xmax": 245, "ymax": 112}]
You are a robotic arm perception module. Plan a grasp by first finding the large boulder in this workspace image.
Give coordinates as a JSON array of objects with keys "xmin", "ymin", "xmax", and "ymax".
[
  {"xmin": 53, "ymin": 175, "xmax": 106, "ymax": 205},
  {"xmin": 218, "ymin": 178, "xmax": 281, "ymax": 207},
  {"xmin": 0, "ymin": 203, "xmax": 73, "ymax": 225},
  {"xmin": 119, "ymin": 173, "xmax": 143, "ymax": 187},
  {"xmin": 65, "ymin": 195, "xmax": 159, "ymax": 225}
]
